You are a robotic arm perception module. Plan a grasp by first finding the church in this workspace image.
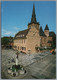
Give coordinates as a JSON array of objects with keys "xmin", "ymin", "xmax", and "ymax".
[{"xmin": 13, "ymin": 4, "xmax": 54, "ymax": 53}]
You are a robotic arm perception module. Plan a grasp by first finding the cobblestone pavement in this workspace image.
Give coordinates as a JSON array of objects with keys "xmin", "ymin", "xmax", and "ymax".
[{"xmin": 1, "ymin": 49, "xmax": 56, "ymax": 79}]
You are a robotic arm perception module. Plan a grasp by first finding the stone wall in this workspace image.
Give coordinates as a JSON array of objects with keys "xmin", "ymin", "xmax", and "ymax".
[
  {"xmin": 28, "ymin": 23, "xmax": 40, "ymax": 30},
  {"xmin": 41, "ymin": 36, "xmax": 52, "ymax": 47},
  {"xmin": 14, "ymin": 39, "xmax": 27, "ymax": 53},
  {"xmin": 27, "ymin": 26, "xmax": 40, "ymax": 53},
  {"xmin": 13, "ymin": 24, "xmax": 52, "ymax": 53},
  {"xmin": 44, "ymin": 30, "xmax": 49, "ymax": 37}
]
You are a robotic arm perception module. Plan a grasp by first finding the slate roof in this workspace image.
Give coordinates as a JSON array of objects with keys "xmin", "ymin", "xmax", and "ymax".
[
  {"xmin": 44, "ymin": 24, "xmax": 49, "ymax": 30},
  {"xmin": 39, "ymin": 27, "xmax": 46, "ymax": 37},
  {"xmin": 14, "ymin": 26, "xmax": 47, "ymax": 39},
  {"xmin": 14, "ymin": 27, "xmax": 56, "ymax": 39},
  {"xmin": 14, "ymin": 29, "xmax": 30, "ymax": 39}
]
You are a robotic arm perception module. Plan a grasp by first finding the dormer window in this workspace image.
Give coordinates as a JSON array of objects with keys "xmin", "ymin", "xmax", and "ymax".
[
  {"xmin": 21, "ymin": 35, "xmax": 22, "ymax": 37},
  {"xmin": 19, "ymin": 35, "xmax": 20, "ymax": 37},
  {"xmin": 16, "ymin": 36, "xmax": 18, "ymax": 37},
  {"xmin": 23, "ymin": 35, "xmax": 24, "ymax": 37},
  {"xmin": 19, "ymin": 35, "xmax": 21, "ymax": 37}
]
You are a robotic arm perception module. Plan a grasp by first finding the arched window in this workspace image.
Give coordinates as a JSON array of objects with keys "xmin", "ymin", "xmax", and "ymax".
[
  {"xmin": 18, "ymin": 46, "xmax": 19, "ymax": 50},
  {"xmin": 22, "ymin": 40, "xmax": 23, "ymax": 43}
]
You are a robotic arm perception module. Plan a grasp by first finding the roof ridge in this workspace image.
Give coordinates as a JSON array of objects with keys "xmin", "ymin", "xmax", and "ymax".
[
  {"xmin": 15, "ymin": 28, "xmax": 30, "ymax": 38},
  {"xmin": 15, "ymin": 28, "xmax": 29, "ymax": 35}
]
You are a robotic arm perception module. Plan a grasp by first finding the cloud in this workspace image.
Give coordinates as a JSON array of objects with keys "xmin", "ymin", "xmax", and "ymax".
[
  {"xmin": 2, "ymin": 28, "xmax": 18, "ymax": 37},
  {"xmin": 14, "ymin": 26, "xmax": 19, "ymax": 30},
  {"xmin": 2, "ymin": 26, "xmax": 20, "ymax": 37},
  {"xmin": 2, "ymin": 29, "xmax": 11, "ymax": 36},
  {"xmin": 5, "ymin": 32, "xmax": 11, "ymax": 35}
]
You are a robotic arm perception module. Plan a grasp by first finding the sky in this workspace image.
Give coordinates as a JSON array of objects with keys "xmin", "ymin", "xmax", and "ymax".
[{"xmin": 1, "ymin": 1, "xmax": 56, "ymax": 37}]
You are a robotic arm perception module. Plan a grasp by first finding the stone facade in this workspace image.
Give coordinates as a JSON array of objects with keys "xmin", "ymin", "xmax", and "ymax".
[
  {"xmin": 27, "ymin": 25, "xmax": 40, "ymax": 53},
  {"xmin": 44, "ymin": 30, "xmax": 49, "ymax": 37},
  {"xmin": 13, "ymin": 4, "xmax": 54, "ymax": 53}
]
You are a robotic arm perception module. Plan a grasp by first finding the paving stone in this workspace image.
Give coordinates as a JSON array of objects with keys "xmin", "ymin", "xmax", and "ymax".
[{"xmin": 1, "ymin": 49, "xmax": 56, "ymax": 79}]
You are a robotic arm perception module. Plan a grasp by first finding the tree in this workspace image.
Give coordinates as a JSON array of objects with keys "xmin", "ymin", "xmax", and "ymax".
[
  {"xmin": 1, "ymin": 37, "xmax": 10, "ymax": 46},
  {"xmin": 51, "ymin": 36, "xmax": 56, "ymax": 49}
]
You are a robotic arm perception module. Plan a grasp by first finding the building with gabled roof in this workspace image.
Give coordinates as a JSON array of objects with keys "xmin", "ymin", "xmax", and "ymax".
[{"xmin": 14, "ymin": 4, "xmax": 55, "ymax": 53}]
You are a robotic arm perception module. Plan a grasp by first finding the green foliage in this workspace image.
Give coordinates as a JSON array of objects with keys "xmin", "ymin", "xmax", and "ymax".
[
  {"xmin": 39, "ymin": 47, "xmax": 47, "ymax": 51},
  {"xmin": 51, "ymin": 36, "xmax": 56, "ymax": 49},
  {"xmin": 12, "ymin": 65, "xmax": 22, "ymax": 72},
  {"xmin": 47, "ymin": 47, "xmax": 52, "ymax": 50},
  {"xmin": 1, "ymin": 37, "xmax": 10, "ymax": 46}
]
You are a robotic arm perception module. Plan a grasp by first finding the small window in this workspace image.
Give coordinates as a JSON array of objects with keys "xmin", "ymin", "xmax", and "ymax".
[
  {"xmin": 14, "ymin": 46, "xmax": 17, "ymax": 48},
  {"xmin": 20, "ymin": 47, "xmax": 21, "ymax": 50},
  {"xmin": 19, "ymin": 35, "xmax": 20, "ymax": 37},
  {"xmin": 22, "ymin": 47, "xmax": 26, "ymax": 50},
  {"xmin": 22, "ymin": 40, "xmax": 23, "ymax": 43},
  {"xmin": 18, "ymin": 46, "xmax": 19, "ymax": 50},
  {"xmin": 21, "ymin": 35, "xmax": 22, "ymax": 37},
  {"xmin": 23, "ymin": 35, "xmax": 24, "ymax": 37},
  {"xmin": 24, "ymin": 39, "xmax": 25, "ymax": 43}
]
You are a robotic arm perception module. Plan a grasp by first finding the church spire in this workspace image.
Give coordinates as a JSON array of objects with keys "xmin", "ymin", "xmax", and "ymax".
[
  {"xmin": 31, "ymin": 4, "xmax": 37, "ymax": 23},
  {"xmin": 28, "ymin": 3, "xmax": 40, "ymax": 26},
  {"xmin": 44, "ymin": 24, "xmax": 49, "ymax": 30}
]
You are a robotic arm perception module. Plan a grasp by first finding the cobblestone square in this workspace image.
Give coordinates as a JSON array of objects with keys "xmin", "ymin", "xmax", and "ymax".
[{"xmin": 1, "ymin": 49, "xmax": 56, "ymax": 79}]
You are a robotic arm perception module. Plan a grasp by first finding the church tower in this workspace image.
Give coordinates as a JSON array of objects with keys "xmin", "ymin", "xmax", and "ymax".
[
  {"xmin": 44, "ymin": 24, "xmax": 49, "ymax": 37},
  {"xmin": 31, "ymin": 4, "xmax": 37, "ymax": 23},
  {"xmin": 28, "ymin": 4, "xmax": 40, "ymax": 30}
]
